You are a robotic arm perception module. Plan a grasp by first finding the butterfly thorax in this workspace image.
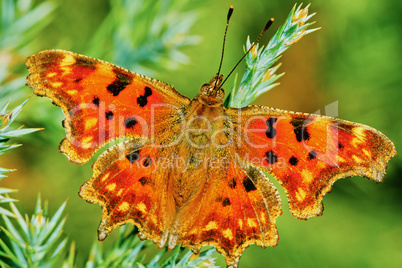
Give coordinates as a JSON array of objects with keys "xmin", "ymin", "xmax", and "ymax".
[
  {"xmin": 168, "ymin": 76, "xmax": 232, "ymax": 208},
  {"xmin": 185, "ymin": 79, "xmax": 231, "ymax": 149}
]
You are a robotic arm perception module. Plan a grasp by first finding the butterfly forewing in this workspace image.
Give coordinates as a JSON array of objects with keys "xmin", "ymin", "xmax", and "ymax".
[
  {"xmin": 26, "ymin": 49, "xmax": 190, "ymax": 164},
  {"xmin": 227, "ymin": 105, "xmax": 396, "ymax": 219}
]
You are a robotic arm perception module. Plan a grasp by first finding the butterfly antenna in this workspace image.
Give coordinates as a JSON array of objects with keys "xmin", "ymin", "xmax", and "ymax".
[
  {"xmin": 214, "ymin": 5, "xmax": 234, "ymax": 90},
  {"xmin": 220, "ymin": 18, "xmax": 274, "ymax": 89}
]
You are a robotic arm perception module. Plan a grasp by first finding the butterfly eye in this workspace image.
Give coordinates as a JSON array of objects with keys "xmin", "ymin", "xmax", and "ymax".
[
  {"xmin": 216, "ymin": 89, "xmax": 225, "ymax": 99},
  {"xmin": 200, "ymin": 84, "xmax": 210, "ymax": 95}
]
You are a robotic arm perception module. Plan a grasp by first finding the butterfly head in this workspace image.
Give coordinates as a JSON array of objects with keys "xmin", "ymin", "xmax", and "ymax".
[{"xmin": 199, "ymin": 74, "xmax": 225, "ymax": 105}]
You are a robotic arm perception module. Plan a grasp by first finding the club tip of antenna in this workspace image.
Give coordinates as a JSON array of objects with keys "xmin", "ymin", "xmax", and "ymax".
[
  {"xmin": 227, "ymin": 5, "xmax": 234, "ymax": 21},
  {"xmin": 264, "ymin": 18, "xmax": 274, "ymax": 31}
]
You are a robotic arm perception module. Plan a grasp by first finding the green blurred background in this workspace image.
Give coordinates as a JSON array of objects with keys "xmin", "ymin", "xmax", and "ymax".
[{"xmin": 1, "ymin": 0, "xmax": 401, "ymax": 267}]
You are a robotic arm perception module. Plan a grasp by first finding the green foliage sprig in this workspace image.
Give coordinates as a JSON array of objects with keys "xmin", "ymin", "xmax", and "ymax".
[
  {"xmin": 82, "ymin": 225, "xmax": 217, "ymax": 268},
  {"xmin": 226, "ymin": 3, "xmax": 320, "ymax": 108},
  {"xmin": 0, "ymin": 196, "xmax": 68, "ymax": 267},
  {"xmin": 0, "ymin": 100, "xmax": 40, "ymax": 216},
  {"xmin": 87, "ymin": 0, "xmax": 201, "ymax": 76},
  {"xmin": 0, "ymin": 0, "xmax": 55, "ymax": 104}
]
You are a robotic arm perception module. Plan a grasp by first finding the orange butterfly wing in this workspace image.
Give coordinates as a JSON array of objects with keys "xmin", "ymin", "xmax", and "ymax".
[
  {"xmin": 26, "ymin": 50, "xmax": 190, "ymax": 164},
  {"xmin": 79, "ymin": 138, "xmax": 176, "ymax": 243},
  {"xmin": 227, "ymin": 105, "xmax": 396, "ymax": 219},
  {"xmin": 175, "ymin": 157, "xmax": 282, "ymax": 266}
]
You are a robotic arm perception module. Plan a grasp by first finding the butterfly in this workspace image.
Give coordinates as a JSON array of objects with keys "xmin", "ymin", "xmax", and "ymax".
[{"xmin": 26, "ymin": 49, "xmax": 396, "ymax": 267}]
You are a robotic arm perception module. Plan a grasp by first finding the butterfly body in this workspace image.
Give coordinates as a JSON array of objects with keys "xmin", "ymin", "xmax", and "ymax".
[{"xmin": 26, "ymin": 50, "xmax": 396, "ymax": 267}]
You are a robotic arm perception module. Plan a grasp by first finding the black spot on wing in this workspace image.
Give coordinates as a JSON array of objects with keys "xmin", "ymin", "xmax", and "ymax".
[
  {"xmin": 126, "ymin": 150, "xmax": 140, "ymax": 164},
  {"xmin": 106, "ymin": 70, "xmax": 132, "ymax": 96},
  {"xmin": 289, "ymin": 156, "xmax": 298, "ymax": 166},
  {"xmin": 137, "ymin": 86, "xmax": 153, "ymax": 107},
  {"xmin": 265, "ymin": 150, "xmax": 278, "ymax": 164},
  {"xmin": 265, "ymin": 117, "xmax": 277, "ymax": 139},
  {"xmin": 290, "ymin": 118, "xmax": 310, "ymax": 142},
  {"xmin": 105, "ymin": 111, "xmax": 113, "ymax": 120},
  {"xmin": 222, "ymin": 197, "xmax": 231, "ymax": 207},
  {"xmin": 92, "ymin": 97, "xmax": 100, "ymax": 107},
  {"xmin": 243, "ymin": 177, "xmax": 257, "ymax": 192},
  {"xmin": 124, "ymin": 117, "xmax": 137, "ymax": 128},
  {"xmin": 308, "ymin": 150, "xmax": 317, "ymax": 160},
  {"xmin": 144, "ymin": 86, "xmax": 152, "ymax": 97},
  {"xmin": 137, "ymin": 96, "xmax": 148, "ymax": 107}
]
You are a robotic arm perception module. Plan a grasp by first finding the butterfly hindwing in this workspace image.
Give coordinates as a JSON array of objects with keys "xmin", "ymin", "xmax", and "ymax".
[
  {"xmin": 227, "ymin": 105, "xmax": 396, "ymax": 219},
  {"xmin": 79, "ymin": 137, "xmax": 178, "ymax": 243},
  {"xmin": 169, "ymin": 155, "xmax": 281, "ymax": 267},
  {"xmin": 26, "ymin": 49, "xmax": 190, "ymax": 164}
]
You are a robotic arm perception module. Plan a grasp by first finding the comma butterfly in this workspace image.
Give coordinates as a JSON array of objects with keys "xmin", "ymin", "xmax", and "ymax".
[{"xmin": 25, "ymin": 11, "xmax": 396, "ymax": 268}]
